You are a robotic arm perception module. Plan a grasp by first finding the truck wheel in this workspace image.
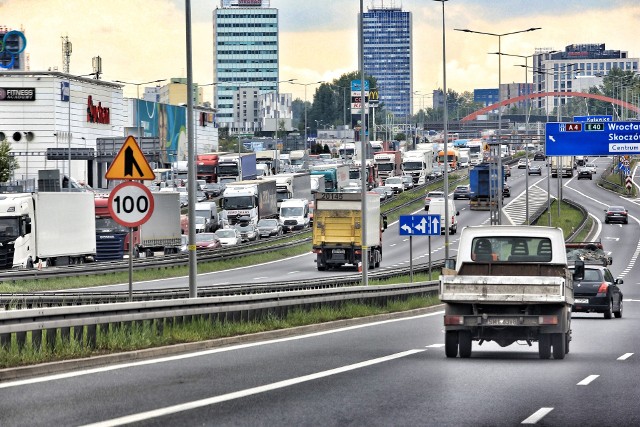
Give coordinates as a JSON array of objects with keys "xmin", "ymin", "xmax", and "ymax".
[
  {"xmin": 565, "ymin": 332, "xmax": 570, "ymax": 354},
  {"xmin": 552, "ymin": 333, "xmax": 565, "ymax": 359},
  {"xmin": 374, "ymin": 250, "xmax": 381, "ymax": 268},
  {"xmin": 445, "ymin": 331, "xmax": 458, "ymax": 358},
  {"xmin": 604, "ymin": 299, "xmax": 613, "ymax": 319},
  {"xmin": 317, "ymin": 255, "xmax": 326, "ymax": 271},
  {"xmin": 458, "ymin": 331, "xmax": 472, "ymax": 358},
  {"xmin": 538, "ymin": 334, "xmax": 551, "ymax": 359},
  {"xmin": 26, "ymin": 258, "xmax": 34, "ymax": 269}
]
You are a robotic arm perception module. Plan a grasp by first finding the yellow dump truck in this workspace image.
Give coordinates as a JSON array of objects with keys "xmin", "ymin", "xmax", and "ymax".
[{"xmin": 312, "ymin": 192, "xmax": 387, "ymax": 271}]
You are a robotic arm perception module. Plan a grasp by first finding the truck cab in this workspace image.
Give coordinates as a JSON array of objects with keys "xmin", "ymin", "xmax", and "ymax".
[{"xmin": 279, "ymin": 198, "xmax": 310, "ymax": 232}]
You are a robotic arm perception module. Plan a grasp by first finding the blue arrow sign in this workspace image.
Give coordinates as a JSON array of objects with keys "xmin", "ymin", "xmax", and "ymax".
[
  {"xmin": 399, "ymin": 215, "xmax": 441, "ymax": 236},
  {"xmin": 573, "ymin": 115, "xmax": 613, "ymax": 123},
  {"xmin": 546, "ymin": 121, "xmax": 640, "ymax": 156}
]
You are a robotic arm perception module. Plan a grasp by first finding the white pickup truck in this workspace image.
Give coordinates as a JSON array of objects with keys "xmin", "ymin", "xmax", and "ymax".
[{"xmin": 440, "ymin": 225, "xmax": 584, "ymax": 360}]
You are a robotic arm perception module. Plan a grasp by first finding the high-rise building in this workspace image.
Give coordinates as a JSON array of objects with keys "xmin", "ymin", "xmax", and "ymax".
[
  {"xmin": 360, "ymin": 5, "xmax": 412, "ymax": 121},
  {"xmin": 213, "ymin": 0, "xmax": 280, "ymax": 133},
  {"xmin": 0, "ymin": 27, "xmax": 27, "ymax": 71},
  {"xmin": 533, "ymin": 44, "xmax": 639, "ymax": 113}
]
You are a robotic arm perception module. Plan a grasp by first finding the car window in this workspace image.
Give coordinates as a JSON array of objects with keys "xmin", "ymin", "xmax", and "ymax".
[
  {"xmin": 582, "ymin": 269, "xmax": 602, "ymax": 281},
  {"xmin": 603, "ymin": 268, "xmax": 614, "ymax": 283}
]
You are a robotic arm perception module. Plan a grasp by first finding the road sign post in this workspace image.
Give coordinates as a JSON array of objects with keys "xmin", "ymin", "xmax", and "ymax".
[{"xmin": 400, "ymin": 215, "xmax": 441, "ymax": 280}]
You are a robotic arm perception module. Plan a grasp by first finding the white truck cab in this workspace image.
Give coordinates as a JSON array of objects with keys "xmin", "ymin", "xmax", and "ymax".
[{"xmin": 279, "ymin": 198, "xmax": 310, "ymax": 232}]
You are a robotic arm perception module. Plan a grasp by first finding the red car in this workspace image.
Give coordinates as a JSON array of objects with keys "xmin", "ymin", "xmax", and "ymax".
[{"xmin": 194, "ymin": 232, "xmax": 222, "ymax": 249}]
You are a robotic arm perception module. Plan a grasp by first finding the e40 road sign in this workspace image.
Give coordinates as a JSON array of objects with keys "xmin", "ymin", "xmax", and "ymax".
[{"xmin": 105, "ymin": 136, "xmax": 155, "ymax": 180}]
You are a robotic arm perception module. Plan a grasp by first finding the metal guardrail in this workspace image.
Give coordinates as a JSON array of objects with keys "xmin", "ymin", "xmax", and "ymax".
[{"xmin": 0, "ymin": 281, "xmax": 440, "ymax": 354}]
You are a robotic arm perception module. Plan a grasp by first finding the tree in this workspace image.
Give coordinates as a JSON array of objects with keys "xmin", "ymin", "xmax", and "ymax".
[{"xmin": 0, "ymin": 139, "xmax": 19, "ymax": 182}]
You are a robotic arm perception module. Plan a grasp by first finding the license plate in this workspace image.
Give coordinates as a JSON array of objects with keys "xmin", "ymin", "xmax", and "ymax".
[
  {"xmin": 574, "ymin": 298, "xmax": 589, "ymax": 304},
  {"xmin": 333, "ymin": 249, "xmax": 345, "ymax": 254},
  {"xmin": 485, "ymin": 318, "xmax": 519, "ymax": 326}
]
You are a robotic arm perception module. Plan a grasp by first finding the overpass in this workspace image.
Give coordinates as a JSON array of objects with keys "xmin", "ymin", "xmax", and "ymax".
[{"xmin": 461, "ymin": 91, "xmax": 640, "ymax": 122}]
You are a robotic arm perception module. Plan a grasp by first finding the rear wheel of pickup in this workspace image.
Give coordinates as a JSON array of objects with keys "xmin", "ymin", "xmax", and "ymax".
[
  {"xmin": 458, "ymin": 331, "xmax": 472, "ymax": 358},
  {"xmin": 552, "ymin": 333, "xmax": 566, "ymax": 359},
  {"xmin": 538, "ymin": 334, "xmax": 551, "ymax": 359},
  {"xmin": 445, "ymin": 331, "xmax": 458, "ymax": 358}
]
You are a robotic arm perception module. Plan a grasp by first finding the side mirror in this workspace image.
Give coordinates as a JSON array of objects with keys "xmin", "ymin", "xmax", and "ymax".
[
  {"xmin": 456, "ymin": 210, "xmax": 460, "ymax": 216},
  {"xmin": 444, "ymin": 258, "xmax": 456, "ymax": 271},
  {"xmin": 382, "ymin": 215, "xmax": 388, "ymax": 230},
  {"xmin": 608, "ymin": 256, "xmax": 613, "ymax": 265},
  {"xmin": 615, "ymin": 278, "xmax": 623, "ymax": 285},
  {"xmin": 24, "ymin": 217, "xmax": 32, "ymax": 235},
  {"xmin": 573, "ymin": 260, "xmax": 585, "ymax": 281}
]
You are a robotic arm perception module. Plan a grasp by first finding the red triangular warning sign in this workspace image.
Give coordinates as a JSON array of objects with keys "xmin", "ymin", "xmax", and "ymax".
[{"xmin": 105, "ymin": 136, "xmax": 156, "ymax": 180}]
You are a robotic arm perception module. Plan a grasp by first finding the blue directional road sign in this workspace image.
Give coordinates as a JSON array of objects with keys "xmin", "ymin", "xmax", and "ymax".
[
  {"xmin": 399, "ymin": 215, "xmax": 440, "ymax": 236},
  {"xmin": 546, "ymin": 121, "xmax": 640, "ymax": 156},
  {"xmin": 573, "ymin": 115, "xmax": 613, "ymax": 123}
]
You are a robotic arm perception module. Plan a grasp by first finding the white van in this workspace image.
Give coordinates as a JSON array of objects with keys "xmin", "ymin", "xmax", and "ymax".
[
  {"xmin": 279, "ymin": 198, "xmax": 310, "ymax": 232},
  {"xmin": 429, "ymin": 198, "xmax": 459, "ymax": 235},
  {"xmin": 194, "ymin": 201, "xmax": 219, "ymax": 232}
]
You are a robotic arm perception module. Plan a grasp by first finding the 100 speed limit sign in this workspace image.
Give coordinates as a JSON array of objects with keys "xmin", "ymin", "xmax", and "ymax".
[{"xmin": 108, "ymin": 182, "xmax": 155, "ymax": 227}]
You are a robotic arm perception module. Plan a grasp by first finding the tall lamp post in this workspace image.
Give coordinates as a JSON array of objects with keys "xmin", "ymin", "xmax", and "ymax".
[
  {"xmin": 434, "ymin": 0, "xmax": 450, "ymax": 259},
  {"xmin": 455, "ymin": 26, "xmax": 540, "ymax": 225},
  {"xmin": 289, "ymin": 80, "xmax": 324, "ymax": 149},
  {"xmin": 491, "ymin": 51, "xmax": 534, "ymax": 224},
  {"xmin": 114, "ymin": 79, "xmax": 166, "ymax": 140}
]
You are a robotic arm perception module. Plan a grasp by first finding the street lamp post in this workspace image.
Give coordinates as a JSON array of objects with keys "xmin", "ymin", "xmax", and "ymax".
[
  {"xmin": 288, "ymin": 80, "xmax": 324, "ymax": 150},
  {"xmin": 491, "ymin": 51, "xmax": 534, "ymax": 224},
  {"xmin": 455, "ymin": 26, "xmax": 540, "ymax": 225}
]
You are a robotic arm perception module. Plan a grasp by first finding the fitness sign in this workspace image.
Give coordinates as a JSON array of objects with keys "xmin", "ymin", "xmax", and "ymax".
[{"xmin": 0, "ymin": 30, "xmax": 27, "ymax": 69}]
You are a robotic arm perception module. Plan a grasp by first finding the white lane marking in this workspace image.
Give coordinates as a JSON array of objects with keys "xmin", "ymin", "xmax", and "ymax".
[
  {"xmin": 0, "ymin": 310, "xmax": 444, "ymax": 390},
  {"xmin": 211, "ymin": 282, "xmax": 230, "ymax": 286},
  {"xmin": 286, "ymin": 271, "xmax": 299, "ymax": 275},
  {"xmin": 617, "ymin": 353, "xmax": 634, "ymax": 360},
  {"xmin": 522, "ymin": 407, "xmax": 554, "ymax": 424},
  {"xmin": 80, "ymin": 349, "xmax": 425, "ymax": 427},
  {"xmin": 253, "ymin": 277, "xmax": 268, "ymax": 280},
  {"xmin": 577, "ymin": 375, "xmax": 599, "ymax": 385},
  {"xmin": 426, "ymin": 344, "xmax": 444, "ymax": 348},
  {"xmin": 389, "ymin": 244, "xmax": 397, "ymax": 247}
]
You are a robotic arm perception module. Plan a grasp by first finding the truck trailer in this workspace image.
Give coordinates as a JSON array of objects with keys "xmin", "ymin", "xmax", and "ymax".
[
  {"xmin": 0, "ymin": 192, "xmax": 96, "ymax": 269},
  {"xmin": 95, "ymin": 192, "xmax": 182, "ymax": 259},
  {"xmin": 274, "ymin": 172, "xmax": 312, "ymax": 209},
  {"xmin": 551, "ymin": 156, "xmax": 574, "ymax": 178},
  {"xmin": 312, "ymin": 192, "xmax": 387, "ymax": 271},
  {"xmin": 309, "ymin": 163, "xmax": 350, "ymax": 192},
  {"xmin": 469, "ymin": 162, "xmax": 503, "ymax": 211}
]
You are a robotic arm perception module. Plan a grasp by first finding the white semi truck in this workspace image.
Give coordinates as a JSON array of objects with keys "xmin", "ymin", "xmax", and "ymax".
[
  {"xmin": 274, "ymin": 172, "xmax": 312, "ymax": 209},
  {"xmin": 402, "ymin": 149, "xmax": 433, "ymax": 184},
  {"xmin": 0, "ymin": 192, "xmax": 96, "ymax": 269},
  {"xmin": 221, "ymin": 180, "xmax": 278, "ymax": 226}
]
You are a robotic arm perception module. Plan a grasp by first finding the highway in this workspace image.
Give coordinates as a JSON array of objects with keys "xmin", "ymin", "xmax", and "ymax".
[{"xmin": 3, "ymin": 157, "xmax": 639, "ymax": 425}]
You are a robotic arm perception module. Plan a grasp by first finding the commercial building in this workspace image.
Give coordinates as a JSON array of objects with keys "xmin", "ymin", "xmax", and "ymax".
[
  {"xmin": 360, "ymin": 5, "xmax": 412, "ymax": 120},
  {"xmin": 213, "ymin": 0, "xmax": 290, "ymax": 134},
  {"xmin": 0, "ymin": 71, "xmax": 218, "ymax": 189},
  {"xmin": 533, "ymin": 44, "xmax": 640, "ymax": 113}
]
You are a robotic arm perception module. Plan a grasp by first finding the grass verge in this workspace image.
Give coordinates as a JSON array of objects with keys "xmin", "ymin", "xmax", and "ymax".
[{"xmin": 0, "ymin": 295, "xmax": 441, "ymax": 368}]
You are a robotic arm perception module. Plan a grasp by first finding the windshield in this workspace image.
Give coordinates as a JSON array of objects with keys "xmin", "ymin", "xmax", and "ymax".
[
  {"xmin": 0, "ymin": 218, "xmax": 20, "ymax": 237},
  {"xmin": 218, "ymin": 165, "xmax": 238, "ymax": 175},
  {"xmin": 403, "ymin": 161, "xmax": 423, "ymax": 171},
  {"xmin": 223, "ymin": 196, "xmax": 255, "ymax": 209},
  {"xmin": 471, "ymin": 236, "xmax": 552, "ymax": 262},
  {"xmin": 349, "ymin": 170, "xmax": 360, "ymax": 179},
  {"xmin": 281, "ymin": 207, "xmax": 303, "ymax": 217},
  {"xmin": 216, "ymin": 229, "xmax": 236, "ymax": 238},
  {"xmin": 386, "ymin": 178, "xmax": 402, "ymax": 184},
  {"xmin": 195, "ymin": 233, "xmax": 216, "ymax": 243},
  {"xmin": 258, "ymin": 219, "xmax": 278, "ymax": 227},
  {"xmin": 377, "ymin": 163, "xmax": 394, "ymax": 171},
  {"xmin": 95, "ymin": 217, "xmax": 128, "ymax": 233},
  {"xmin": 196, "ymin": 165, "xmax": 216, "ymax": 174}
]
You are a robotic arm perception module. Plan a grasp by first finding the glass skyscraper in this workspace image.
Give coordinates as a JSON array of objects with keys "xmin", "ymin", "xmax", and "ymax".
[
  {"xmin": 360, "ymin": 6, "xmax": 412, "ymax": 120},
  {"xmin": 213, "ymin": 0, "xmax": 278, "ymax": 132}
]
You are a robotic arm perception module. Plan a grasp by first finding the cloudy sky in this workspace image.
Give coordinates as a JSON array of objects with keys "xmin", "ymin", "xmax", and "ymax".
[{"xmin": 2, "ymin": 0, "xmax": 639, "ymax": 107}]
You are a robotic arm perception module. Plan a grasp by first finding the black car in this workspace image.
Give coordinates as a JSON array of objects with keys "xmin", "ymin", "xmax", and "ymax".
[
  {"xmin": 203, "ymin": 182, "xmax": 225, "ymax": 198},
  {"xmin": 502, "ymin": 184, "xmax": 510, "ymax": 198},
  {"xmin": 533, "ymin": 152, "xmax": 546, "ymax": 161},
  {"xmin": 453, "ymin": 185, "xmax": 471, "ymax": 200},
  {"xmin": 570, "ymin": 265, "xmax": 623, "ymax": 319},
  {"xmin": 604, "ymin": 206, "xmax": 628, "ymax": 224},
  {"xmin": 528, "ymin": 165, "xmax": 542, "ymax": 175},
  {"xmin": 577, "ymin": 168, "xmax": 593, "ymax": 180}
]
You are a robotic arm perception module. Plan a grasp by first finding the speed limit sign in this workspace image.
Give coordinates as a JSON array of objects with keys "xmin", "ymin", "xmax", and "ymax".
[{"xmin": 107, "ymin": 182, "xmax": 155, "ymax": 227}]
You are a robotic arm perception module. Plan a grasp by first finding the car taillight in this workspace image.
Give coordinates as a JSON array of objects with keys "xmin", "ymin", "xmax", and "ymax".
[{"xmin": 597, "ymin": 282, "xmax": 608, "ymax": 296}]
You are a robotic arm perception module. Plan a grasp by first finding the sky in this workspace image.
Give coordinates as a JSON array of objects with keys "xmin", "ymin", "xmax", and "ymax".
[{"xmin": 2, "ymin": 0, "xmax": 639, "ymax": 108}]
